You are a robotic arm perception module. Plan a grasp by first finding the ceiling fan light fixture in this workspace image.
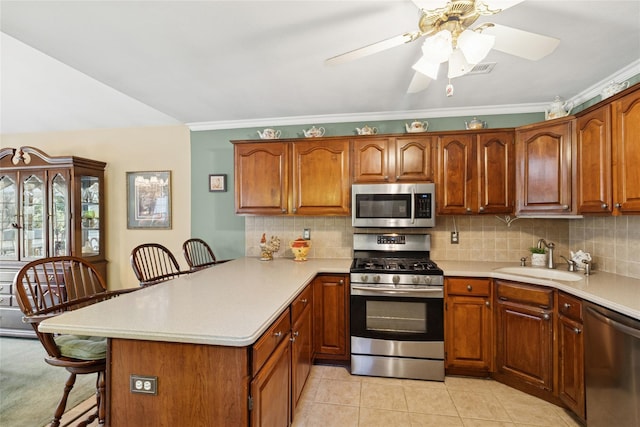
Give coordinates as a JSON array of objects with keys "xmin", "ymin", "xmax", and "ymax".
[
  {"xmin": 412, "ymin": 57, "xmax": 440, "ymax": 80},
  {"xmin": 421, "ymin": 30, "xmax": 453, "ymax": 63},
  {"xmin": 458, "ymin": 29, "xmax": 495, "ymax": 64},
  {"xmin": 448, "ymin": 48, "xmax": 474, "ymax": 78}
]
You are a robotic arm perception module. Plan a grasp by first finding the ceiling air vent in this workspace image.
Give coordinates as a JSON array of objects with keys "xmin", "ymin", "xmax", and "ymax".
[{"xmin": 467, "ymin": 62, "xmax": 496, "ymax": 75}]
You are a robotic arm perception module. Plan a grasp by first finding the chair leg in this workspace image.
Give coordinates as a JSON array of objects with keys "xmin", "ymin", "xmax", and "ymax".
[
  {"xmin": 97, "ymin": 370, "xmax": 106, "ymax": 424},
  {"xmin": 51, "ymin": 372, "xmax": 76, "ymax": 427}
]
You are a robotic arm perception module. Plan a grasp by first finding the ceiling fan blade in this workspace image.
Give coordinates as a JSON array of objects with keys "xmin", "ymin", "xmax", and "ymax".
[
  {"xmin": 326, "ymin": 32, "xmax": 419, "ymax": 65},
  {"xmin": 483, "ymin": 24, "xmax": 560, "ymax": 61},
  {"xmin": 407, "ymin": 72, "xmax": 432, "ymax": 94}
]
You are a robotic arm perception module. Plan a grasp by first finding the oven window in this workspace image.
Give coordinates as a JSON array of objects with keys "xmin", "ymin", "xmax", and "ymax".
[
  {"xmin": 356, "ymin": 194, "xmax": 411, "ymax": 219},
  {"xmin": 366, "ymin": 300, "xmax": 426, "ymax": 334}
]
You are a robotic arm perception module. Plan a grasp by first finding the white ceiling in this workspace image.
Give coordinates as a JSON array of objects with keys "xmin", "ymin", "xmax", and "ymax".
[{"xmin": 1, "ymin": 0, "xmax": 639, "ymax": 135}]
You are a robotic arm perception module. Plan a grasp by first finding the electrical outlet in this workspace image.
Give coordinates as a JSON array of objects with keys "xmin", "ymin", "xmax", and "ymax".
[
  {"xmin": 130, "ymin": 375, "xmax": 158, "ymax": 395},
  {"xmin": 303, "ymin": 228, "xmax": 311, "ymax": 240},
  {"xmin": 450, "ymin": 231, "xmax": 459, "ymax": 244}
]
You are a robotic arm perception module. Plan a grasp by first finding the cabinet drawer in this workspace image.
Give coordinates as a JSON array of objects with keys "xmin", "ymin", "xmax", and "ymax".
[
  {"xmin": 495, "ymin": 281, "xmax": 553, "ymax": 309},
  {"xmin": 0, "ymin": 294, "xmax": 12, "ymax": 306},
  {"xmin": 291, "ymin": 284, "xmax": 312, "ymax": 323},
  {"xmin": 0, "ymin": 271, "xmax": 17, "ymax": 283},
  {"xmin": 446, "ymin": 277, "xmax": 490, "ymax": 296},
  {"xmin": 558, "ymin": 292, "xmax": 582, "ymax": 322},
  {"xmin": 0, "ymin": 283, "xmax": 11, "ymax": 295},
  {"xmin": 252, "ymin": 308, "xmax": 291, "ymax": 374}
]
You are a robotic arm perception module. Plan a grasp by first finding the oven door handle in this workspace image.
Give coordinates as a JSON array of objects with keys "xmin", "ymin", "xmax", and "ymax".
[
  {"xmin": 410, "ymin": 186, "xmax": 416, "ymax": 224},
  {"xmin": 351, "ymin": 285, "xmax": 443, "ymax": 297}
]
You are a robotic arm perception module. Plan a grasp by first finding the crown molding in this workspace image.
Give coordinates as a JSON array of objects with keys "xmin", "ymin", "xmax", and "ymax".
[{"xmin": 188, "ymin": 61, "xmax": 640, "ymax": 132}]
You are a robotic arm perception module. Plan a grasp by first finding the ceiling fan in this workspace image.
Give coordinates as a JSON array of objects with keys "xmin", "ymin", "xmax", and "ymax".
[{"xmin": 326, "ymin": 0, "xmax": 560, "ymax": 94}]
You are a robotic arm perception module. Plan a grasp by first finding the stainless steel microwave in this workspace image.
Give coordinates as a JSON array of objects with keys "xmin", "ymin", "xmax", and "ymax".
[{"xmin": 352, "ymin": 183, "xmax": 436, "ymax": 228}]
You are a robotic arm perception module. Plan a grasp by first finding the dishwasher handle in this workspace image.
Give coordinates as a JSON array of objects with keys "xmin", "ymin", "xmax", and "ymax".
[{"xmin": 586, "ymin": 306, "xmax": 640, "ymax": 340}]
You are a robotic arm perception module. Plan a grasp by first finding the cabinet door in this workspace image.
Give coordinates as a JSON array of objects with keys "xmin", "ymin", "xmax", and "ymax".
[
  {"xmin": 313, "ymin": 274, "xmax": 349, "ymax": 360},
  {"xmin": 495, "ymin": 299, "xmax": 554, "ymax": 391},
  {"xmin": 235, "ymin": 142, "xmax": 289, "ymax": 214},
  {"xmin": 352, "ymin": 138, "xmax": 391, "ymax": 183},
  {"xmin": 292, "ymin": 140, "xmax": 350, "ymax": 215},
  {"xmin": 445, "ymin": 294, "xmax": 492, "ymax": 375},
  {"xmin": 19, "ymin": 170, "xmax": 46, "ymax": 260},
  {"xmin": 576, "ymin": 106, "xmax": 613, "ymax": 214},
  {"xmin": 251, "ymin": 336, "xmax": 291, "ymax": 427},
  {"xmin": 49, "ymin": 169, "xmax": 71, "ymax": 257},
  {"xmin": 612, "ymin": 90, "xmax": 640, "ymax": 214},
  {"xmin": 394, "ymin": 136, "xmax": 435, "ymax": 182},
  {"xmin": 0, "ymin": 171, "xmax": 18, "ymax": 261},
  {"xmin": 477, "ymin": 132, "xmax": 514, "ymax": 214},
  {"xmin": 291, "ymin": 302, "xmax": 313, "ymax": 413},
  {"xmin": 515, "ymin": 120, "xmax": 574, "ymax": 215},
  {"xmin": 438, "ymin": 134, "xmax": 475, "ymax": 214},
  {"xmin": 558, "ymin": 314, "xmax": 585, "ymax": 420}
]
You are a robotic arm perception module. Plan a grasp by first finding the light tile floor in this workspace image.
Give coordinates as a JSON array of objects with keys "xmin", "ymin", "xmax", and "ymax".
[{"xmin": 292, "ymin": 365, "xmax": 583, "ymax": 427}]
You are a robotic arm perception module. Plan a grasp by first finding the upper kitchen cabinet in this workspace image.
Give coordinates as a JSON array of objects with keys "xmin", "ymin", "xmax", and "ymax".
[
  {"xmin": 233, "ymin": 138, "xmax": 350, "ymax": 216},
  {"xmin": 352, "ymin": 135, "xmax": 435, "ymax": 183},
  {"xmin": 0, "ymin": 146, "xmax": 106, "ymax": 337},
  {"xmin": 611, "ymin": 87, "xmax": 640, "ymax": 214},
  {"xmin": 515, "ymin": 118, "xmax": 575, "ymax": 216},
  {"xmin": 437, "ymin": 130, "xmax": 514, "ymax": 215}
]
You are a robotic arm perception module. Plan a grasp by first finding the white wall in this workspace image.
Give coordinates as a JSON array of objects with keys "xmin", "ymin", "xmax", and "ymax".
[{"xmin": 1, "ymin": 125, "xmax": 191, "ymax": 289}]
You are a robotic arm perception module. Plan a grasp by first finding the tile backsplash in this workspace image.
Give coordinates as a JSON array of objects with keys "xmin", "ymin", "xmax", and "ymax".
[{"xmin": 245, "ymin": 215, "xmax": 640, "ymax": 279}]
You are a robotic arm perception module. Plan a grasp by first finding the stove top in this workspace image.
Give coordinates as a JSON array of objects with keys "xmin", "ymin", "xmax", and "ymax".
[{"xmin": 351, "ymin": 257, "xmax": 441, "ymax": 273}]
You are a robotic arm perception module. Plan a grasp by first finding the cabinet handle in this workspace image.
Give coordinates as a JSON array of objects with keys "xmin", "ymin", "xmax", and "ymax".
[
  {"xmin": 466, "ymin": 284, "xmax": 473, "ymax": 291},
  {"xmin": 563, "ymin": 303, "xmax": 571, "ymax": 310},
  {"xmin": 273, "ymin": 331, "xmax": 282, "ymax": 338},
  {"xmin": 292, "ymin": 208, "xmax": 297, "ymax": 213},
  {"xmin": 396, "ymin": 175, "xmax": 400, "ymax": 180},
  {"xmin": 465, "ymin": 207, "xmax": 472, "ymax": 213},
  {"xmin": 573, "ymin": 327, "xmax": 582, "ymax": 334},
  {"xmin": 479, "ymin": 206, "xmax": 485, "ymax": 212},
  {"xmin": 292, "ymin": 331, "xmax": 299, "ymax": 337},
  {"xmin": 339, "ymin": 280, "xmax": 344, "ymax": 285},
  {"xmin": 543, "ymin": 313, "xmax": 551, "ymax": 321},
  {"xmin": 601, "ymin": 203, "xmax": 609, "ymax": 209},
  {"xmin": 384, "ymin": 176, "xmax": 389, "ymax": 181},
  {"xmin": 562, "ymin": 204, "xmax": 570, "ymax": 210},
  {"xmin": 281, "ymin": 209, "xmax": 287, "ymax": 213},
  {"xmin": 615, "ymin": 203, "xmax": 622, "ymax": 208},
  {"xmin": 290, "ymin": 336, "xmax": 296, "ymax": 343},
  {"xmin": 301, "ymin": 298, "xmax": 308, "ymax": 304},
  {"xmin": 485, "ymin": 301, "xmax": 490, "ymax": 307}
]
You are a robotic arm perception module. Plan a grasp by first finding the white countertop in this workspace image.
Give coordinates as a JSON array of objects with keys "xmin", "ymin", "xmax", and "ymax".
[{"xmin": 39, "ymin": 257, "xmax": 640, "ymax": 346}]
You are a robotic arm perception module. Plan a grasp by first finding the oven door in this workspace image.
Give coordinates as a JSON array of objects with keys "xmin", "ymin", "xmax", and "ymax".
[{"xmin": 350, "ymin": 286, "xmax": 443, "ymax": 342}]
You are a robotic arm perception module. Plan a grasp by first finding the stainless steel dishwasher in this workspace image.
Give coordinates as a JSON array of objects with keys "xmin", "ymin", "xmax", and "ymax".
[{"xmin": 584, "ymin": 302, "xmax": 640, "ymax": 427}]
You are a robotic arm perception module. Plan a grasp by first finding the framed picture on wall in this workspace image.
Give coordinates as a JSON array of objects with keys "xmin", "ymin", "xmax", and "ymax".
[
  {"xmin": 209, "ymin": 174, "xmax": 227, "ymax": 192},
  {"xmin": 126, "ymin": 171, "xmax": 172, "ymax": 229}
]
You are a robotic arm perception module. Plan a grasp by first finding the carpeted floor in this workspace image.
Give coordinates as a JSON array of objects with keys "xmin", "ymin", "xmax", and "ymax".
[{"xmin": 0, "ymin": 336, "xmax": 95, "ymax": 427}]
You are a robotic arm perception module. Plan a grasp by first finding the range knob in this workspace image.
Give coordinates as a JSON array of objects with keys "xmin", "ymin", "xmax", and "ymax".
[
  {"xmin": 392, "ymin": 275, "xmax": 400, "ymax": 284},
  {"xmin": 360, "ymin": 274, "xmax": 369, "ymax": 283},
  {"xmin": 412, "ymin": 275, "xmax": 420, "ymax": 284},
  {"xmin": 423, "ymin": 276, "xmax": 432, "ymax": 285},
  {"xmin": 373, "ymin": 275, "xmax": 381, "ymax": 283}
]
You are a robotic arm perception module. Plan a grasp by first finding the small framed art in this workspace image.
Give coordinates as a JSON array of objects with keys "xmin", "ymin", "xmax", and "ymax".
[{"xmin": 209, "ymin": 174, "xmax": 227, "ymax": 192}]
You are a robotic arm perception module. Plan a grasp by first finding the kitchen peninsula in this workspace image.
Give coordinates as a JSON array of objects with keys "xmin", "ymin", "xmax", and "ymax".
[{"xmin": 39, "ymin": 257, "xmax": 640, "ymax": 426}]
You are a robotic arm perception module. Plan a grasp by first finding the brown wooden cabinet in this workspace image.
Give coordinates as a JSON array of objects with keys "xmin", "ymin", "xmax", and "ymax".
[
  {"xmin": 611, "ymin": 88, "xmax": 640, "ymax": 214},
  {"xmin": 557, "ymin": 292, "xmax": 585, "ymax": 421},
  {"xmin": 233, "ymin": 138, "xmax": 350, "ymax": 216},
  {"xmin": 438, "ymin": 130, "xmax": 514, "ymax": 214},
  {"xmin": 0, "ymin": 147, "xmax": 106, "ymax": 337},
  {"xmin": 313, "ymin": 274, "xmax": 349, "ymax": 361},
  {"xmin": 494, "ymin": 280, "xmax": 555, "ymax": 398},
  {"xmin": 515, "ymin": 118, "xmax": 575, "ymax": 215},
  {"xmin": 352, "ymin": 135, "xmax": 435, "ymax": 183},
  {"xmin": 444, "ymin": 277, "xmax": 493, "ymax": 376},
  {"xmin": 576, "ymin": 105, "xmax": 613, "ymax": 214},
  {"xmin": 290, "ymin": 284, "xmax": 313, "ymax": 414}
]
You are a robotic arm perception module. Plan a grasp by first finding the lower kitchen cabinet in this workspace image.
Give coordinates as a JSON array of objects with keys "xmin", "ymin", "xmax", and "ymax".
[
  {"xmin": 313, "ymin": 274, "xmax": 349, "ymax": 361},
  {"xmin": 494, "ymin": 280, "xmax": 555, "ymax": 399},
  {"xmin": 291, "ymin": 284, "xmax": 313, "ymax": 414},
  {"xmin": 251, "ymin": 336, "xmax": 291, "ymax": 427},
  {"xmin": 557, "ymin": 292, "xmax": 585, "ymax": 421},
  {"xmin": 445, "ymin": 277, "xmax": 493, "ymax": 376}
]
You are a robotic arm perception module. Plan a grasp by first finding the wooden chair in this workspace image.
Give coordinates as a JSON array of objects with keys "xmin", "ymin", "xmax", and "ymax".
[
  {"xmin": 13, "ymin": 256, "xmax": 135, "ymax": 427},
  {"xmin": 182, "ymin": 238, "xmax": 230, "ymax": 271},
  {"xmin": 130, "ymin": 243, "xmax": 187, "ymax": 286}
]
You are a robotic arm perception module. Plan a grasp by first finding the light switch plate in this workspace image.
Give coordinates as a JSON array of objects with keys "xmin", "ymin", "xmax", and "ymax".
[
  {"xmin": 451, "ymin": 231, "xmax": 459, "ymax": 244},
  {"xmin": 303, "ymin": 228, "xmax": 311, "ymax": 240}
]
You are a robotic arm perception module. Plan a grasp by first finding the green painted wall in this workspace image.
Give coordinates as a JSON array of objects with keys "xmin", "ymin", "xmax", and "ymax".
[{"xmin": 190, "ymin": 112, "xmax": 544, "ymax": 259}]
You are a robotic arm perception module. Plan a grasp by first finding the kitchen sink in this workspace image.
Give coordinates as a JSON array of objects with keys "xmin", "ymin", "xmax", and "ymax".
[{"xmin": 494, "ymin": 266, "xmax": 584, "ymax": 282}]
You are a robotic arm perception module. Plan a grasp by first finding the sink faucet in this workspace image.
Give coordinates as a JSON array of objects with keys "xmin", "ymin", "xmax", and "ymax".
[{"xmin": 537, "ymin": 239, "xmax": 555, "ymax": 269}]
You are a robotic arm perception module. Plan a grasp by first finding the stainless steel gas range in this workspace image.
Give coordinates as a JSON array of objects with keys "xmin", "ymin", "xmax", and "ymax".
[{"xmin": 349, "ymin": 233, "xmax": 444, "ymax": 381}]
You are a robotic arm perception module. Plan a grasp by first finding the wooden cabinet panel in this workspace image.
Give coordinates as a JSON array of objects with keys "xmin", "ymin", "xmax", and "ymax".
[
  {"xmin": 515, "ymin": 119, "xmax": 574, "ymax": 215},
  {"xmin": 253, "ymin": 308, "xmax": 291, "ymax": 375},
  {"xmin": 438, "ymin": 134, "xmax": 474, "ymax": 214},
  {"xmin": 313, "ymin": 274, "xmax": 349, "ymax": 361},
  {"xmin": 576, "ymin": 105, "xmax": 613, "ymax": 214},
  {"xmin": 291, "ymin": 301, "xmax": 313, "ymax": 414},
  {"xmin": 477, "ymin": 132, "xmax": 514, "ymax": 214},
  {"xmin": 445, "ymin": 278, "xmax": 492, "ymax": 376},
  {"xmin": 558, "ymin": 293, "xmax": 585, "ymax": 420},
  {"xmin": 251, "ymin": 335, "xmax": 291, "ymax": 427},
  {"xmin": 494, "ymin": 281, "xmax": 554, "ymax": 394},
  {"xmin": 612, "ymin": 89, "xmax": 640, "ymax": 214},
  {"xmin": 234, "ymin": 142, "xmax": 289, "ymax": 215},
  {"xmin": 292, "ymin": 140, "xmax": 350, "ymax": 215},
  {"xmin": 352, "ymin": 136, "xmax": 435, "ymax": 183}
]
